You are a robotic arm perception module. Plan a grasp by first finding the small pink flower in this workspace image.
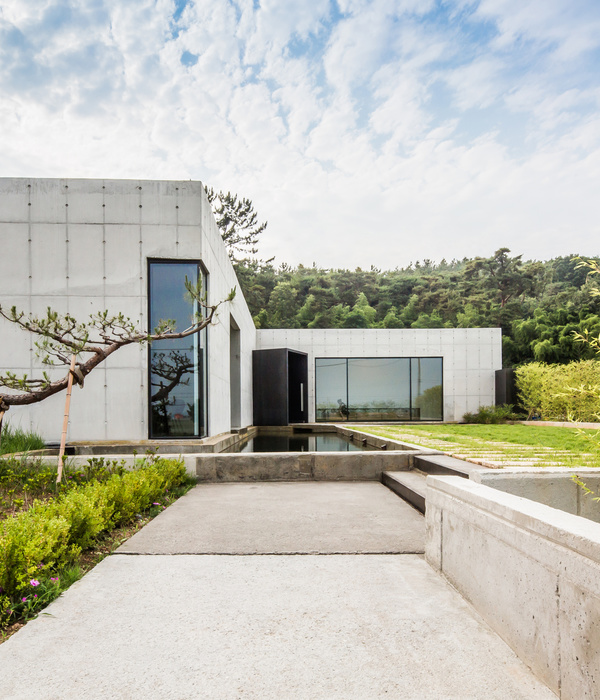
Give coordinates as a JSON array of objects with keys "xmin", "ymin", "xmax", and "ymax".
[
  {"xmin": 50, "ymin": 577, "xmax": 59, "ymax": 582},
  {"xmin": 21, "ymin": 597, "xmax": 27, "ymax": 602},
  {"xmin": 152, "ymin": 502, "xmax": 160, "ymax": 506},
  {"xmin": 34, "ymin": 594, "xmax": 38, "ymax": 599},
  {"xmin": 30, "ymin": 579, "xmax": 40, "ymax": 587}
]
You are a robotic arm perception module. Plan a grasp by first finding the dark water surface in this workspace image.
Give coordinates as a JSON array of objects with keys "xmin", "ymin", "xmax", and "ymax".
[{"xmin": 227, "ymin": 432, "xmax": 376, "ymax": 453}]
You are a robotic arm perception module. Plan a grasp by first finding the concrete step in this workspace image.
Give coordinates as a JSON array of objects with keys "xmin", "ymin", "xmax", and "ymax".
[
  {"xmin": 414, "ymin": 454, "xmax": 482, "ymax": 478},
  {"xmin": 382, "ymin": 471, "xmax": 427, "ymax": 513}
]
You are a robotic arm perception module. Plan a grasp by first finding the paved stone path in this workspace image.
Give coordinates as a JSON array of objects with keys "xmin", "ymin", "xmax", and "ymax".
[{"xmin": 0, "ymin": 482, "xmax": 556, "ymax": 699}]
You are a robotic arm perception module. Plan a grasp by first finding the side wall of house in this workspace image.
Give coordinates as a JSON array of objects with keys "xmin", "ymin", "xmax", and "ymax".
[
  {"xmin": 197, "ymin": 185, "xmax": 256, "ymax": 436},
  {"xmin": 255, "ymin": 328, "xmax": 502, "ymax": 422},
  {"xmin": 0, "ymin": 178, "xmax": 255, "ymax": 441}
]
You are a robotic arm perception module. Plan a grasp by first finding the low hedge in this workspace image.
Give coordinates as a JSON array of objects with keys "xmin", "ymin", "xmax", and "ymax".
[
  {"xmin": 463, "ymin": 404, "xmax": 522, "ymax": 424},
  {"xmin": 0, "ymin": 457, "xmax": 187, "ymax": 599}
]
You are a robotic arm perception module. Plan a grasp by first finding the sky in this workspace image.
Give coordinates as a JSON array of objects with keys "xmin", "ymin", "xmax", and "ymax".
[{"xmin": 1, "ymin": 0, "xmax": 599, "ymax": 270}]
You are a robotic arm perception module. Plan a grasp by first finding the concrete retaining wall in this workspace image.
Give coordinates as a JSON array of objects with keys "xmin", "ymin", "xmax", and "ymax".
[
  {"xmin": 426, "ymin": 475, "xmax": 600, "ymax": 699},
  {"xmin": 195, "ymin": 451, "xmax": 413, "ymax": 482}
]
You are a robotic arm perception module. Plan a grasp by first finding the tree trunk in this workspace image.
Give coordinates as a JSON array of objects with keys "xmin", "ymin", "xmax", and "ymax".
[
  {"xmin": 57, "ymin": 354, "xmax": 76, "ymax": 484},
  {"xmin": 0, "ymin": 409, "xmax": 5, "ymax": 449}
]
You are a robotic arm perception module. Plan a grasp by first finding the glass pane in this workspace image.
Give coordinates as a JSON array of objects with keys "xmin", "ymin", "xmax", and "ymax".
[
  {"xmin": 150, "ymin": 346, "xmax": 197, "ymax": 436},
  {"xmin": 347, "ymin": 358, "xmax": 411, "ymax": 420},
  {"xmin": 148, "ymin": 262, "xmax": 207, "ymax": 437},
  {"xmin": 150, "ymin": 262, "xmax": 198, "ymax": 350},
  {"xmin": 411, "ymin": 358, "xmax": 443, "ymax": 420},
  {"xmin": 315, "ymin": 358, "xmax": 348, "ymax": 421}
]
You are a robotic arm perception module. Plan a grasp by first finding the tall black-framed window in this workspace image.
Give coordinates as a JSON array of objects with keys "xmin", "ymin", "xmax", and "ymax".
[
  {"xmin": 315, "ymin": 357, "xmax": 443, "ymax": 422},
  {"xmin": 148, "ymin": 260, "xmax": 208, "ymax": 438}
]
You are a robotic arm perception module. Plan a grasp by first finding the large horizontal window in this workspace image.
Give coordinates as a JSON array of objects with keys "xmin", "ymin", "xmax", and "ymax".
[
  {"xmin": 148, "ymin": 260, "xmax": 207, "ymax": 438},
  {"xmin": 315, "ymin": 357, "xmax": 442, "ymax": 422}
]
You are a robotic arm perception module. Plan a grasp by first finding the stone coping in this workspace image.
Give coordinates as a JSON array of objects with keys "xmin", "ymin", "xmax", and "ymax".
[{"xmin": 427, "ymin": 475, "xmax": 600, "ymax": 565}]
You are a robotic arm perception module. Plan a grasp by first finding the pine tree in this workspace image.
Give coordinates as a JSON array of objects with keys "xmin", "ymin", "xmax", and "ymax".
[{"xmin": 205, "ymin": 187, "xmax": 267, "ymax": 263}]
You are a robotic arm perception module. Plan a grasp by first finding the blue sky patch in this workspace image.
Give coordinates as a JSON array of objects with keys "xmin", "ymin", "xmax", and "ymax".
[{"xmin": 181, "ymin": 51, "xmax": 199, "ymax": 67}]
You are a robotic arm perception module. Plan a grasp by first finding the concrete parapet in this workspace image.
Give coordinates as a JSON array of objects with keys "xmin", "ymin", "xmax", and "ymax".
[
  {"xmin": 195, "ymin": 451, "xmax": 413, "ymax": 482},
  {"xmin": 426, "ymin": 475, "xmax": 600, "ymax": 699}
]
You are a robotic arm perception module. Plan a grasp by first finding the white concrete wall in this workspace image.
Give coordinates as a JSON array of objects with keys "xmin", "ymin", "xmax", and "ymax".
[
  {"xmin": 255, "ymin": 328, "xmax": 501, "ymax": 422},
  {"xmin": 426, "ymin": 475, "xmax": 600, "ymax": 698},
  {"xmin": 0, "ymin": 178, "xmax": 255, "ymax": 441},
  {"xmin": 195, "ymin": 186, "xmax": 256, "ymax": 436}
]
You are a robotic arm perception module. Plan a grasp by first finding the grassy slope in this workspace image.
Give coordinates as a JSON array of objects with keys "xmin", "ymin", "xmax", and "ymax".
[{"xmin": 352, "ymin": 423, "xmax": 600, "ymax": 467}]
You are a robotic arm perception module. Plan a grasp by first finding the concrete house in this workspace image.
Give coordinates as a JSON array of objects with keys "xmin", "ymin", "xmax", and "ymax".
[{"xmin": 0, "ymin": 178, "xmax": 502, "ymax": 441}]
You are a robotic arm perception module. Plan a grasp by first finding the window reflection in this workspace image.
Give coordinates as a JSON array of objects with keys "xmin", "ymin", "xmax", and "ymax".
[
  {"xmin": 348, "ymin": 358, "xmax": 410, "ymax": 421},
  {"xmin": 315, "ymin": 357, "xmax": 442, "ymax": 422},
  {"xmin": 411, "ymin": 358, "xmax": 443, "ymax": 420},
  {"xmin": 148, "ymin": 262, "xmax": 207, "ymax": 438},
  {"xmin": 315, "ymin": 358, "xmax": 348, "ymax": 421}
]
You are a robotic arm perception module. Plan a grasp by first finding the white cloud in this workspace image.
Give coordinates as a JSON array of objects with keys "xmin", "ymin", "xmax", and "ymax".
[
  {"xmin": 0, "ymin": 0, "xmax": 598, "ymax": 270},
  {"xmin": 442, "ymin": 58, "xmax": 505, "ymax": 111},
  {"xmin": 475, "ymin": 0, "xmax": 600, "ymax": 61}
]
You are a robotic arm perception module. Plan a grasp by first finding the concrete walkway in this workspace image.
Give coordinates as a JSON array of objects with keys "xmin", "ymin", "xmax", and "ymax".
[{"xmin": 0, "ymin": 482, "xmax": 556, "ymax": 699}]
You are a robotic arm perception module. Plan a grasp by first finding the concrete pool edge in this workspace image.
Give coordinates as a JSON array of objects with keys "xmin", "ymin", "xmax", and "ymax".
[{"xmin": 17, "ymin": 425, "xmax": 442, "ymax": 480}]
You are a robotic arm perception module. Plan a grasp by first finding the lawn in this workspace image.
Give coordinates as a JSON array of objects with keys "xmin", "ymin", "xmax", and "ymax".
[{"xmin": 351, "ymin": 423, "xmax": 600, "ymax": 468}]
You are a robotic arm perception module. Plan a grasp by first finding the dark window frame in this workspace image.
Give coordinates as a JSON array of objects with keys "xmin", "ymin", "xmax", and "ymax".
[{"xmin": 147, "ymin": 258, "xmax": 209, "ymax": 439}]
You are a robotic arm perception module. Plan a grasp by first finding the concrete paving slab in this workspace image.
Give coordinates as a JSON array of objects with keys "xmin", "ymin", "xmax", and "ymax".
[
  {"xmin": 0, "ymin": 554, "xmax": 556, "ymax": 700},
  {"xmin": 117, "ymin": 482, "xmax": 426, "ymax": 554}
]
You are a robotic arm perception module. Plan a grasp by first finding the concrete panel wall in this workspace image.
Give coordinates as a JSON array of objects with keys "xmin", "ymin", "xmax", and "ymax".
[
  {"xmin": 0, "ymin": 178, "xmax": 254, "ymax": 441},
  {"xmin": 426, "ymin": 475, "xmax": 600, "ymax": 698},
  {"xmin": 256, "ymin": 328, "xmax": 501, "ymax": 422}
]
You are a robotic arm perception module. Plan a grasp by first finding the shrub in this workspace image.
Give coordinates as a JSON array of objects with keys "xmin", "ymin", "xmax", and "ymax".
[
  {"xmin": 463, "ymin": 404, "xmax": 521, "ymax": 424},
  {"xmin": 0, "ymin": 454, "xmax": 129, "ymax": 514},
  {"xmin": 515, "ymin": 360, "xmax": 600, "ymax": 421},
  {"xmin": 0, "ymin": 457, "xmax": 187, "ymax": 598},
  {"xmin": 0, "ymin": 424, "xmax": 45, "ymax": 455},
  {"xmin": 0, "ymin": 507, "xmax": 74, "ymax": 595}
]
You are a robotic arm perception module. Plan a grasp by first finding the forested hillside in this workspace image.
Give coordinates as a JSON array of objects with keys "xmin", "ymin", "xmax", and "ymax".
[{"xmin": 233, "ymin": 249, "xmax": 600, "ymax": 368}]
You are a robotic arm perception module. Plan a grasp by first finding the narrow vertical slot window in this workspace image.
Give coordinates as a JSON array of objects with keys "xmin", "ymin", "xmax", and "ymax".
[{"xmin": 148, "ymin": 261, "xmax": 207, "ymax": 438}]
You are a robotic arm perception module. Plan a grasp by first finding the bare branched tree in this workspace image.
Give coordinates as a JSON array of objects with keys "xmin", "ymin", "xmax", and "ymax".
[{"xmin": 0, "ymin": 278, "xmax": 235, "ymax": 441}]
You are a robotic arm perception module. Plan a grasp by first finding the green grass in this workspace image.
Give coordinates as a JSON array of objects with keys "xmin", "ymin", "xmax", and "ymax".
[
  {"xmin": 351, "ymin": 423, "xmax": 600, "ymax": 468},
  {"xmin": 0, "ymin": 424, "xmax": 46, "ymax": 455}
]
